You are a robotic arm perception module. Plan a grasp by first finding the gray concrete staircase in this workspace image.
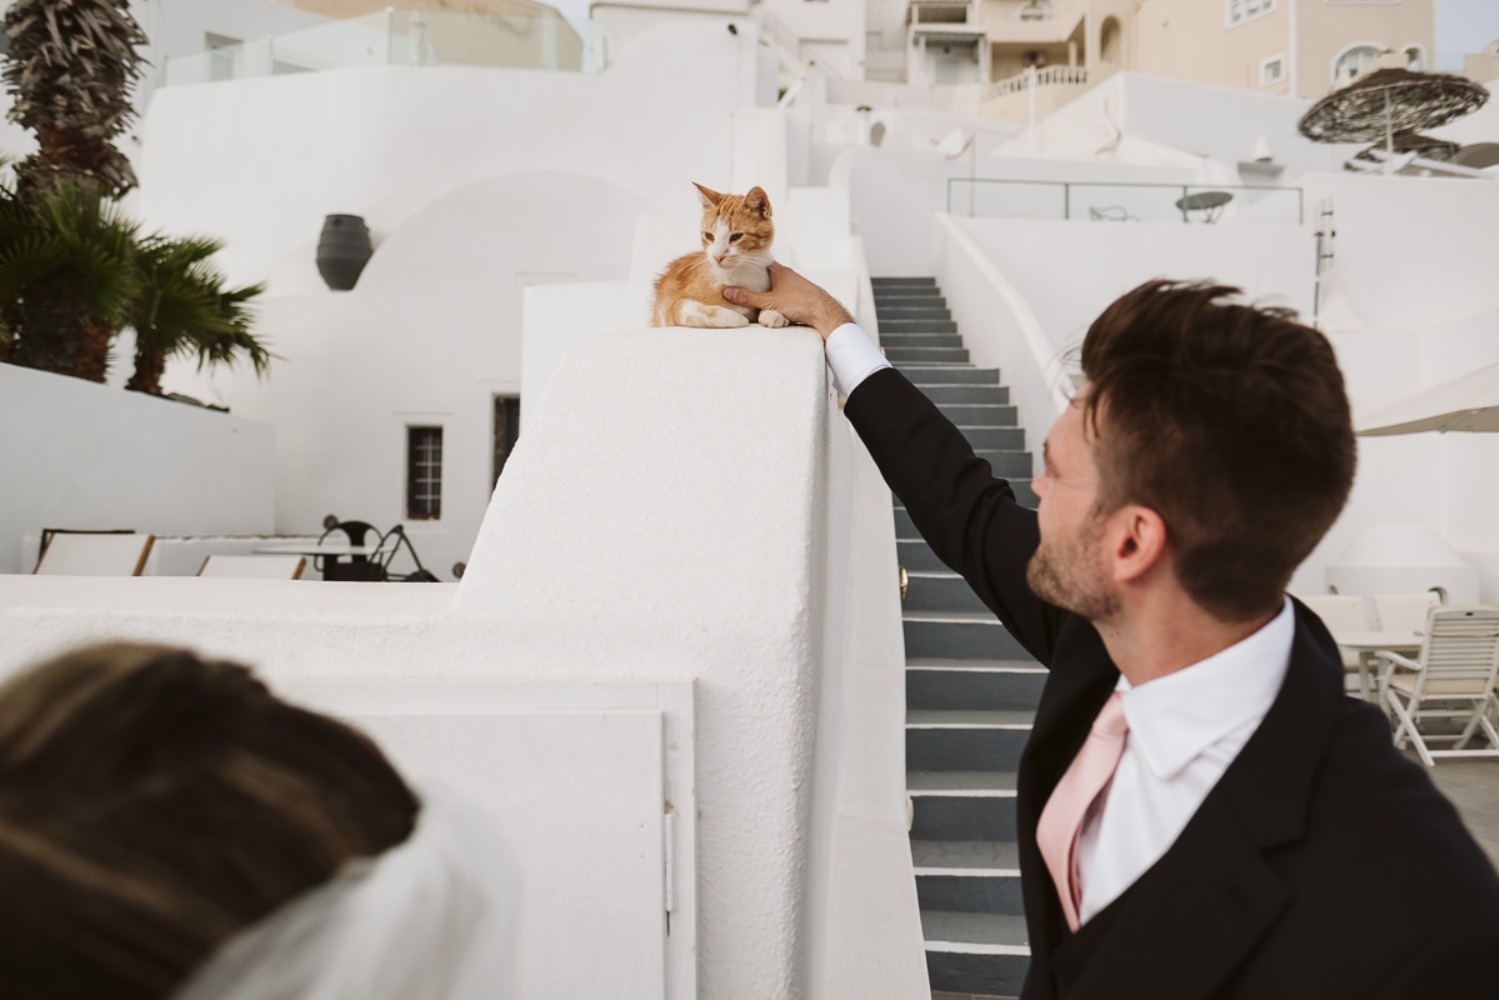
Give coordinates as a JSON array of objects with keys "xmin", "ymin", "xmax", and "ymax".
[{"xmin": 873, "ymin": 277, "xmax": 1041, "ymax": 999}]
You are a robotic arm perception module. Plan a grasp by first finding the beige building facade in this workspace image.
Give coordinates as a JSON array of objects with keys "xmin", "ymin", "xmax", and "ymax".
[
  {"xmin": 977, "ymin": 0, "xmax": 1434, "ymax": 106},
  {"xmin": 268, "ymin": 0, "xmax": 585, "ymax": 71}
]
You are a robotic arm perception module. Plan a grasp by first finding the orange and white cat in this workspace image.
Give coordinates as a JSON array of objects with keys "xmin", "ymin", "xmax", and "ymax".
[{"xmin": 652, "ymin": 183, "xmax": 789, "ymax": 329}]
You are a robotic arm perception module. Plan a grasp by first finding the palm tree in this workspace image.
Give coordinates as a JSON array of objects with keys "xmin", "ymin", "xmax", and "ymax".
[
  {"xmin": 125, "ymin": 235, "xmax": 270, "ymax": 395},
  {"xmin": 0, "ymin": 175, "xmax": 140, "ymax": 380},
  {"xmin": 2, "ymin": 0, "xmax": 147, "ymax": 197}
]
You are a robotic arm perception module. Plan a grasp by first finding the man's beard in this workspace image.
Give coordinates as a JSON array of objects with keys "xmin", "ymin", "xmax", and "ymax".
[{"xmin": 1026, "ymin": 514, "xmax": 1119, "ymax": 622}]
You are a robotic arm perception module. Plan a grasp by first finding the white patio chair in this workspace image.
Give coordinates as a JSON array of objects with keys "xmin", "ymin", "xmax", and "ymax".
[
  {"xmin": 1372, "ymin": 591, "xmax": 1442, "ymax": 633},
  {"xmin": 1374, "ymin": 606, "xmax": 1499, "ymax": 767},
  {"xmin": 33, "ymin": 532, "xmax": 155, "ymax": 576},
  {"xmin": 197, "ymin": 555, "xmax": 307, "ymax": 580}
]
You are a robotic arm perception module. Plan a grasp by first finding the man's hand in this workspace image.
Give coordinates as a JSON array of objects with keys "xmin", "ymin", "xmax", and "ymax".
[{"xmin": 724, "ymin": 263, "xmax": 855, "ymax": 341}]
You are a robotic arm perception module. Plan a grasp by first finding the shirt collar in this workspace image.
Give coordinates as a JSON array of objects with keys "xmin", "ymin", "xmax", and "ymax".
[{"xmin": 1116, "ymin": 597, "xmax": 1294, "ymax": 780}]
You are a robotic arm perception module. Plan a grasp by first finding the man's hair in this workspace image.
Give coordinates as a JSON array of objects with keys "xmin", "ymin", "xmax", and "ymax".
[
  {"xmin": 1079, "ymin": 279, "xmax": 1356, "ymax": 621},
  {"xmin": 0, "ymin": 643, "xmax": 419, "ymax": 1000}
]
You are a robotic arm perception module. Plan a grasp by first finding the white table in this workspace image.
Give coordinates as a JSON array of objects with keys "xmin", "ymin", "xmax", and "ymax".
[{"xmin": 1333, "ymin": 630, "xmax": 1423, "ymax": 702}]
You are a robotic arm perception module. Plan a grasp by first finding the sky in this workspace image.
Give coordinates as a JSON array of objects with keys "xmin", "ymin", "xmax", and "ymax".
[{"xmin": 1438, "ymin": 0, "xmax": 1499, "ymax": 65}]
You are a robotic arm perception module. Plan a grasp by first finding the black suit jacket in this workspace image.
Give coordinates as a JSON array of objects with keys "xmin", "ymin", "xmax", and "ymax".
[{"xmin": 844, "ymin": 367, "xmax": 1499, "ymax": 999}]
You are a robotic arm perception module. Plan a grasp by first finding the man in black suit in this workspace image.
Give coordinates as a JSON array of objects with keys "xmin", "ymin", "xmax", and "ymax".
[{"xmin": 725, "ymin": 266, "xmax": 1499, "ymax": 998}]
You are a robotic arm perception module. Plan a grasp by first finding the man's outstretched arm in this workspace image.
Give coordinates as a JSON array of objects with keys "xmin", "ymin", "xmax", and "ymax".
[{"xmin": 727, "ymin": 264, "xmax": 1064, "ymax": 663}]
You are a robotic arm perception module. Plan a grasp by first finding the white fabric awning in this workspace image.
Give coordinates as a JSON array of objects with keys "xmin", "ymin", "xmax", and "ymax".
[{"xmin": 1356, "ymin": 361, "xmax": 1499, "ymax": 435}]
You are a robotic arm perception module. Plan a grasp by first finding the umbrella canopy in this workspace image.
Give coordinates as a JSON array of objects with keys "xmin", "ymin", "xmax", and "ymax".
[
  {"xmin": 1299, "ymin": 69, "xmax": 1490, "ymax": 145},
  {"xmin": 1356, "ymin": 361, "xmax": 1499, "ymax": 436}
]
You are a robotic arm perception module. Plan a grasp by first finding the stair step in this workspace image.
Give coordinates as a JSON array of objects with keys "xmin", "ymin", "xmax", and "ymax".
[
  {"xmin": 874, "ymin": 295, "xmax": 946, "ymax": 308},
  {"xmin": 883, "ymin": 319, "xmax": 960, "ymax": 334},
  {"xmin": 907, "ymin": 659, "xmax": 1047, "ymax": 710},
  {"xmin": 925, "ymin": 918, "xmax": 1031, "ymax": 998},
  {"xmin": 922, "ymin": 910, "xmax": 1029, "ymax": 951},
  {"xmin": 918, "ymin": 872, "xmax": 1025, "ymax": 916},
  {"xmin": 912, "ymin": 839, "xmax": 1021, "ymax": 874},
  {"xmin": 910, "ymin": 770, "xmax": 1018, "ymax": 794},
  {"xmin": 901, "ymin": 366, "xmax": 1001, "ymax": 385},
  {"xmin": 903, "ymin": 613, "xmax": 1034, "ymax": 660},
  {"xmin": 935, "ymin": 403, "xmax": 1017, "ymax": 426},
  {"xmin": 887, "ymin": 346, "xmax": 970, "ymax": 364},
  {"xmin": 882, "ymin": 333, "xmax": 965, "ymax": 350},
  {"xmin": 910, "ymin": 791, "xmax": 1019, "ymax": 842},
  {"xmin": 901, "ymin": 570, "xmax": 990, "ymax": 615},
  {"xmin": 912, "ymin": 383, "xmax": 1011, "ymax": 404},
  {"xmin": 906, "ymin": 718, "xmax": 1032, "ymax": 775},
  {"xmin": 879, "ymin": 308, "xmax": 953, "ymax": 323},
  {"xmin": 872, "ymin": 276, "xmax": 938, "ymax": 287}
]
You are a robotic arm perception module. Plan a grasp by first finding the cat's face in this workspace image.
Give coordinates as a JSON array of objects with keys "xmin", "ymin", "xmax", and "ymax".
[{"xmin": 694, "ymin": 183, "xmax": 773, "ymax": 271}]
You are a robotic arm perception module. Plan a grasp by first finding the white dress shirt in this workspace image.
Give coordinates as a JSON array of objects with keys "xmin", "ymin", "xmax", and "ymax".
[
  {"xmin": 1076, "ymin": 599, "xmax": 1292, "ymax": 921},
  {"xmin": 822, "ymin": 321, "xmax": 1294, "ymax": 924}
]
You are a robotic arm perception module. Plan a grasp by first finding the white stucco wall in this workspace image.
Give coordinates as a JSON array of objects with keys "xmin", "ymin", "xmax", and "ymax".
[
  {"xmin": 0, "ymin": 327, "xmax": 926, "ymax": 998},
  {"xmin": 0, "ymin": 364, "xmax": 275, "ymax": 575},
  {"xmin": 134, "ymin": 20, "xmax": 773, "ymax": 288},
  {"xmin": 167, "ymin": 171, "xmax": 656, "ymax": 578},
  {"xmin": 1295, "ymin": 172, "xmax": 1499, "ymax": 600},
  {"xmin": 130, "ymin": 21, "xmax": 787, "ymax": 576}
]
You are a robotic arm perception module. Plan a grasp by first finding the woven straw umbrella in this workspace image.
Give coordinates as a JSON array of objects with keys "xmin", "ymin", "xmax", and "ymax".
[
  {"xmin": 1348, "ymin": 130, "xmax": 1461, "ymax": 168},
  {"xmin": 1299, "ymin": 68, "xmax": 1489, "ymax": 161}
]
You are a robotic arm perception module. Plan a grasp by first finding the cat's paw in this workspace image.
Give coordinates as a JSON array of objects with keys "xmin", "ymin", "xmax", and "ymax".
[
  {"xmin": 686, "ymin": 304, "xmax": 750, "ymax": 328},
  {"xmin": 758, "ymin": 309, "xmax": 790, "ymax": 328}
]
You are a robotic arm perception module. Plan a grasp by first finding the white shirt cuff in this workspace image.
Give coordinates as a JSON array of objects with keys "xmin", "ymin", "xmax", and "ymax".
[{"xmin": 825, "ymin": 322, "xmax": 892, "ymax": 397}]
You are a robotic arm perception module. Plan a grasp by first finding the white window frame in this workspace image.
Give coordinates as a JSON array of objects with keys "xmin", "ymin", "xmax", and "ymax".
[
  {"xmin": 1226, "ymin": 0, "xmax": 1276, "ymax": 29},
  {"xmin": 1260, "ymin": 54, "xmax": 1286, "ymax": 87},
  {"xmin": 1330, "ymin": 41, "xmax": 1385, "ymax": 87},
  {"xmin": 404, "ymin": 423, "xmax": 446, "ymax": 523}
]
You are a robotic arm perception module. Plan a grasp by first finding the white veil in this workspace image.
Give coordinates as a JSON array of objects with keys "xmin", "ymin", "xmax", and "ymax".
[{"xmin": 172, "ymin": 782, "xmax": 517, "ymax": 1000}]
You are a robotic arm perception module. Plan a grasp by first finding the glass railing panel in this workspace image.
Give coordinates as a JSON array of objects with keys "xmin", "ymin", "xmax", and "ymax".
[
  {"xmin": 162, "ymin": 9, "xmax": 595, "ymax": 86},
  {"xmin": 1065, "ymin": 183, "xmax": 1182, "ymax": 223},
  {"xmin": 1185, "ymin": 184, "xmax": 1303, "ymax": 225},
  {"xmin": 948, "ymin": 179, "xmax": 1305, "ymax": 225},
  {"xmin": 949, "ymin": 179, "xmax": 1067, "ymax": 219}
]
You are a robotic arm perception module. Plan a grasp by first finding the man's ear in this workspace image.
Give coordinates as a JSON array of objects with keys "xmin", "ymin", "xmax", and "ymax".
[{"xmin": 1109, "ymin": 505, "xmax": 1169, "ymax": 584}]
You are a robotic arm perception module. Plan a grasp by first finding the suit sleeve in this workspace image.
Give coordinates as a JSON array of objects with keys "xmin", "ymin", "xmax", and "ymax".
[{"xmin": 842, "ymin": 366, "xmax": 1066, "ymax": 665}]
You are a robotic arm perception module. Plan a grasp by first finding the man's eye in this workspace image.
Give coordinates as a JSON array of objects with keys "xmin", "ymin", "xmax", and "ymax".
[{"xmin": 730, "ymin": 233, "xmax": 744, "ymax": 243}]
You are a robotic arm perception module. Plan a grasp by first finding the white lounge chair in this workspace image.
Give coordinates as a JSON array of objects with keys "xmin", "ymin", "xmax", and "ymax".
[
  {"xmin": 197, "ymin": 555, "xmax": 308, "ymax": 580},
  {"xmin": 1375, "ymin": 606, "xmax": 1499, "ymax": 766},
  {"xmin": 33, "ymin": 532, "xmax": 155, "ymax": 576}
]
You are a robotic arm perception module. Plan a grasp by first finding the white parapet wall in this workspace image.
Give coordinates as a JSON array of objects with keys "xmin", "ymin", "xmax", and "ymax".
[
  {"xmin": 0, "ymin": 363, "xmax": 276, "ymax": 575},
  {"xmin": 0, "ymin": 328, "xmax": 927, "ymax": 999}
]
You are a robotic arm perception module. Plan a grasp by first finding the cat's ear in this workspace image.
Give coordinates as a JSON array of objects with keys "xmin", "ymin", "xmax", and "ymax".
[
  {"xmin": 693, "ymin": 182, "xmax": 724, "ymax": 209},
  {"xmin": 745, "ymin": 186, "xmax": 772, "ymax": 218}
]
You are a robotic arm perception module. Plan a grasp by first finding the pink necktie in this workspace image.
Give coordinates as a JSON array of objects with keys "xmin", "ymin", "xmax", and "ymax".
[{"xmin": 1036, "ymin": 692, "xmax": 1129, "ymax": 931}]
